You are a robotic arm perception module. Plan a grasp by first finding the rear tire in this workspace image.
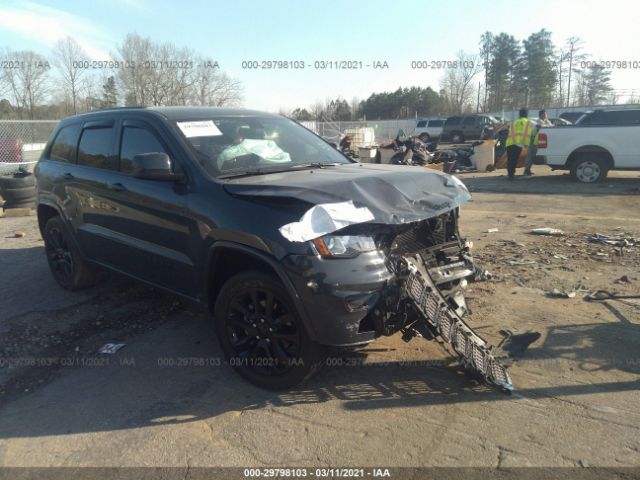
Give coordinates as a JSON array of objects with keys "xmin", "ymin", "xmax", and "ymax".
[
  {"xmin": 214, "ymin": 271, "xmax": 324, "ymax": 390},
  {"xmin": 1, "ymin": 186, "xmax": 36, "ymax": 202},
  {"xmin": 0, "ymin": 172, "xmax": 35, "ymax": 189},
  {"xmin": 570, "ymin": 156, "xmax": 608, "ymax": 183},
  {"xmin": 43, "ymin": 216, "xmax": 100, "ymax": 291}
]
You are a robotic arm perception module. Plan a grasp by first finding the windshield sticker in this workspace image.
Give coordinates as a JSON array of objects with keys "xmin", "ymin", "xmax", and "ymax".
[{"xmin": 177, "ymin": 120, "xmax": 222, "ymax": 138}]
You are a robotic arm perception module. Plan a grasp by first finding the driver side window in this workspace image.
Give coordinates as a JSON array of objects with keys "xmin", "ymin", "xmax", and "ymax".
[{"xmin": 119, "ymin": 126, "xmax": 170, "ymax": 174}]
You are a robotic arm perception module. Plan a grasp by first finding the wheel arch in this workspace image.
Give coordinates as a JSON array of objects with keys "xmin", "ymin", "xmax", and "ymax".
[
  {"xmin": 37, "ymin": 202, "xmax": 62, "ymax": 237},
  {"xmin": 205, "ymin": 241, "xmax": 317, "ymax": 340},
  {"xmin": 567, "ymin": 145, "xmax": 614, "ymax": 170}
]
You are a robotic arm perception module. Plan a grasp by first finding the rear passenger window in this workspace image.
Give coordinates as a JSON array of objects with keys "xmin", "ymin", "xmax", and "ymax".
[
  {"xmin": 49, "ymin": 124, "xmax": 81, "ymax": 163},
  {"xmin": 78, "ymin": 127, "xmax": 116, "ymax": 170},
  {"xmin": 462, "ymin": 117, "xmax": 476, "ymax": 126},
  {"xmin": 600, "ymin": 110, "xmax": 640, "ymax": 124},
  {"xmin": 119, "ymin": 127, "xmax": 168, "ymax": 173}
]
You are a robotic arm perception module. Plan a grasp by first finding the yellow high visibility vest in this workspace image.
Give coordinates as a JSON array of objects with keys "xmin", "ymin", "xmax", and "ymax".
[{"xmin": 506, "ymin": 118, "xmax": 534, "ymax": 148}]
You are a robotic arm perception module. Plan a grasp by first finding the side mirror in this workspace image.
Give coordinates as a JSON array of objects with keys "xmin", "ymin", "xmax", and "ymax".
[{"xmin": 132, "ymin": 152, "xmax": 184, "ymax": 181}]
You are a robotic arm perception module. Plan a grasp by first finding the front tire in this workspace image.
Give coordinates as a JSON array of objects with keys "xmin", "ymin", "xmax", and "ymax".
[
  {"xmin": 571, "ymin": 156, "xmax": 608, "ymax": 183},
  {"xmin": 214, "ymin": 271, "xmax": 323, "ymax": 390},
  {"xmin": 418, "ymin": 133, "xmax": 430, "ymax": 142},
  {"xmin": 43, "ymin": 216, "xmax": 99, "ymax": 290}
]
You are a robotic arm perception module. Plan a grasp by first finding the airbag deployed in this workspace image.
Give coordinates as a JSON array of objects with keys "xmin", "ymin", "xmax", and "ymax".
[{"xmin": 279, "ymin": 200, "xmax": 375, "ymax": 242}]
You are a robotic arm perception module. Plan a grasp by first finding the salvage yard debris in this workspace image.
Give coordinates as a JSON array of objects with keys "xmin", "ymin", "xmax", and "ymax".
[
  {"xmin": 547, "ymin": 289, "xmax": 577, "ymax": 299},
  {"xmin": 530, "ymin": 228, "xmax": 564, "ymax": 236},
  {"xmin": 587, "ymin": 233, "xmax": 637, "ymax": 248}
]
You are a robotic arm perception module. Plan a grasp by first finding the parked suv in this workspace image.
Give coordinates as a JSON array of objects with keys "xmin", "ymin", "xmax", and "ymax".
[
  {"xmin": 413, "ymin": 118, "xmax": 444, "ymax": 141},
  {"xmin": 441, "ymin": 114, "xmax": 498, "ymax": 143},
  {"xmin": 35, "ymin": 107, "xmax": 511, "ymax": 391},
  {"xmin": 575, "ymin": 109, "xmax": 640, "ymax": 125}
]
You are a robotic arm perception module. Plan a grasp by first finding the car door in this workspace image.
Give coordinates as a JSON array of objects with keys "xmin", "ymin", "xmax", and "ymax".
[
  {"xmin": 72, "ymin": 118, "xmax": 123, "ymax": 264},
  {"xmin": 461, "ymin": 116, "xmax": 476, "ymax": 137},
  {"xmin": 89, "ymin": 118, "xmax": 199, "ymax": 298}
]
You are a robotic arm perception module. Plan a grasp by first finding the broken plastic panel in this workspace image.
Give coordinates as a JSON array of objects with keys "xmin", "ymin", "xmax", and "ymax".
[{"xmin": 402, "ymin": 255, "xmax": 513, "ymax": 393}]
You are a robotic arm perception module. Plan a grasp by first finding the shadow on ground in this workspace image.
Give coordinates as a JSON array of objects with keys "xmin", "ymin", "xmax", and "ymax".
[{"xmin": 1, "ymin": 298, "xmax": 638, "ymax": 440}]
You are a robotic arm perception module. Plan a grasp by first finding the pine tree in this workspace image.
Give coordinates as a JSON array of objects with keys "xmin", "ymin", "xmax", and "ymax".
[
  {"xmin": 522, "ymin": 29, "xmax": 557, "ymax": 108},
  {"xmin": 584, "ymin": 64, "xmax": 613, "ymax": 105},
  {"xmin": 102, "ymin": 76, "xmax": 118, "ymax": 108}
]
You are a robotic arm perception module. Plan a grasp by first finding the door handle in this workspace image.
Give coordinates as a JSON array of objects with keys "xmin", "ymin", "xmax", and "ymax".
[
  {"xmin": 62, "ymin": 173, "xmax": 74, "ymax": 180},
  {"xmin": 108, "ymin": 182, "xmax": 127, "ymax": 192}
]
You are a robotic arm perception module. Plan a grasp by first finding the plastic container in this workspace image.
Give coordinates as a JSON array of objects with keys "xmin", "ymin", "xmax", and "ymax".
[
  {"xmin": 344, "ymin": 127, "xmax": 375, "ymax": 149},
  {"xmin": 358, "ymin": 147, "xmax": 377, "ymax": 162},
  {"xmin": 471, "ymin": 140, "xmax": 495, "ymax": 172}
]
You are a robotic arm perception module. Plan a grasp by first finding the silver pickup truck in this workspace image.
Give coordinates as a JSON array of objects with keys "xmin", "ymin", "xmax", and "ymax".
[{"xmin": 537, "ymin": 109, "xmax": 640, "ymax": 183}]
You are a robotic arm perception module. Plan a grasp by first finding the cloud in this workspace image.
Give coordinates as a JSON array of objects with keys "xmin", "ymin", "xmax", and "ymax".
[{"xmin": 0, "ymin": 1, "xmax": 114, "ymax": 60}]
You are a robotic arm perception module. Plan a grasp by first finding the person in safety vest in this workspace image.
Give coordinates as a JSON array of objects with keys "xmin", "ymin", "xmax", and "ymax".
[
  {"xmin": 505, "ymin": 108, "xmax": 537, "ymax": 179},
  {"xmin": 524, "ymin": 109, "xmax": 554, "ymax": 176}
]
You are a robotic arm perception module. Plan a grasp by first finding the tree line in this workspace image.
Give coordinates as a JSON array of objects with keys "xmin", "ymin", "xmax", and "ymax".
[
  {"xmin": 0, "ymin": 29, "xmax": 630, "ymax": 121},
  {"xmin": 0, "ymin": 33, "xmax": 243, "ymax": 120},
  {"xmin": 287, "ymin": 30, "xmax": 625, "ymax": 121}
]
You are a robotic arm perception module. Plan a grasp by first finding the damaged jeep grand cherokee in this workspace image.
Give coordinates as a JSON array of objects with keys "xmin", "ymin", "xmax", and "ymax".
[{"xmin": 36, "ymin": 107, "xmax": 511, "ymax": 392}]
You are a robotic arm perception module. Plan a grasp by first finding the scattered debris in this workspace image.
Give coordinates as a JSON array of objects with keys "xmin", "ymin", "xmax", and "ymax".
[
  {"xmin": 507, "ymin": 260, "xmax": 537, "ymax": 266},
  {"xmin": 547, "ymin": 289, "xmax": 576, "ymax": 299},
  {"xmin": 516, "ymin": 214, "xmax": 527, "ymax": 218},
  {"xmin": 473, "ymin": 266, "xmax": 493, "ymax": 281},
  {"xmin": 587, "ymin": 233, "xmax": 637, "ymax": 248},
  {"xmin": 13, "ymin": 231, "xmax": 25, "ymax": 238},
  {"xmin": 531, "ymin": 228, "xmax": 564, "ymax": 236},
  {"xmin": 486, "ymin": 228, "xmax": 499, "ymax": 233},
  {"xmin": 614, "ymin": 275, "xmax": 631, "ymax": 284},
  {"xmin": 98, "ymin": 343, "xmax": 126, "ymax": 354}
]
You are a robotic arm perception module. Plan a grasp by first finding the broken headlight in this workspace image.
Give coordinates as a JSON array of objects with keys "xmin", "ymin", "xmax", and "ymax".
[{"xmin": 312, "ymin": 235, "xmax": 376, "ymax": 258}]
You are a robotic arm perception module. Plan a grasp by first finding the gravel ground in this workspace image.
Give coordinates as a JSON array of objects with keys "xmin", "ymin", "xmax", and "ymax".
[{"xmin": 0, "ymin": 166, "xmax": 639, "ymax": 471}]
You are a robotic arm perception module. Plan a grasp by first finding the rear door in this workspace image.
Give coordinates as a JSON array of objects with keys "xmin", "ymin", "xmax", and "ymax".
[
  {"xmin": 72, "ymin": 118, "xmax": 121, "ymax": 263},
  {"xmin": 461, "ymin": 116, "xmax": 477, "ymax": 137}
]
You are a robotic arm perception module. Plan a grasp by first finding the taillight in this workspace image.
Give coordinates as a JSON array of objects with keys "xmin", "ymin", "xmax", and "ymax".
[{"xmin": 537, "ymin": 133, "xmax": 547, "ymax": 148}]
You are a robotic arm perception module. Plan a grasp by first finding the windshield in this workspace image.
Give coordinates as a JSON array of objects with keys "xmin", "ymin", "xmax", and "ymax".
[{"xmin": 175, "ymin": 116, "xmax": 351, "ymax": 178}]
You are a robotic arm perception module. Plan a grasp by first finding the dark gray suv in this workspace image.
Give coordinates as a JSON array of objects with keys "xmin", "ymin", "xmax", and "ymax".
[{"xmin": 35, "ymin": 106, "xmax": 511, "ymax": 391}]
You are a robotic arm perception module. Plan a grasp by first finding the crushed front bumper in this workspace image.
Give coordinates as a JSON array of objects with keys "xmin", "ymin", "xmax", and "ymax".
[{"xmin": 401, "ymin": 254, "xmax": 513, "ymax": 392}]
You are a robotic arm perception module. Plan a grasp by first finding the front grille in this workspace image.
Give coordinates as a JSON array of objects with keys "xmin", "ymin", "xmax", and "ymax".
[
  {"xmin": 402, "ymin": 257, "xmax": 513, "ymax": 392},
  {"xmin": 389, "ymin": 212, "xmax": 457, "ymax": 256}
]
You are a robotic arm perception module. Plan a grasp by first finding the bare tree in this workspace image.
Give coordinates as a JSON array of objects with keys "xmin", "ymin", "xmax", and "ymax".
[
  {"xmin": 115, "ymin": 34, "xmax": 242, "ymax": 108},
  {"xmin": 115, "ymin": 33, "xmax": 153, "ymax": 106},
  {"xmin": 52, "ymin": 37, "xmax": 87, "ymax": 114},
  {"xmin": 440, "ymin": 51, "xmax": 482, "ymax": 113},
  {"xmin": 309, "ymin": 102, "xmax": 325, "ymax": 121},
  {"xmin": 191, "ymin": 58, "xmax": 243, "ymax": 106},
  {"xmin": 564, "ymin": 37, "xmax": 586, "ymax": 107},
  {"xmin": 2, "ymin": 50, "xmax": 51, "ymax": 119}
]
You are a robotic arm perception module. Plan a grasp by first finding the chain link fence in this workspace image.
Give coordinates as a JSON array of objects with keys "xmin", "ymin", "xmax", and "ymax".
[
  {"xmin": 0, "ymin": 120, "xmax": 59, "ymax": 176},
  {"xmin": 302, "ymin": 119, "xmax": 417, "ymax": 144}
]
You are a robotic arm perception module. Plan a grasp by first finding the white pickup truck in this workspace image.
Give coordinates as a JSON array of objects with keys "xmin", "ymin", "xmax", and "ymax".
[{"xmin": 537, "ymin": 109, "xmax": 640, "ymax": 183}]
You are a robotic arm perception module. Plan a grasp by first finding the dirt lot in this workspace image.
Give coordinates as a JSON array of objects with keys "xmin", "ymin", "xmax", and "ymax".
[{"xmin": 0, "ymin": 166, "xmax": 639, "ymax": 470}]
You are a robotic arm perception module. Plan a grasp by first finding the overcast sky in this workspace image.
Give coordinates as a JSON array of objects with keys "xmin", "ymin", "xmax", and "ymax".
[{"xmin": 1, "ymin": 0, "xmax": 638, "ymax": 111}]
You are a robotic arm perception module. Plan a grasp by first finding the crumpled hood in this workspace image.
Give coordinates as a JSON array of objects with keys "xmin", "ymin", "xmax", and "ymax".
[{"xmin": 223, "ymin": 163, "xmax": 471, "ymax": 226}]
